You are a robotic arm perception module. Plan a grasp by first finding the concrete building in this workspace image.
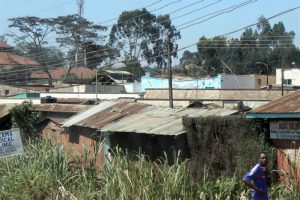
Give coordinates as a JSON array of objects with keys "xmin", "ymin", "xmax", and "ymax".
[
  {"xmin": 141, "ymin": 74, "xmax": 275, "ymax": 92},
  {"xmin": 0, "ymin": 84, "xmax": 28, "ymax": 97},
  {"xmin": 140, "ymin": 88, "xmax": 295, "ymax": 109},
  {"xmin": 276, "ymin": 68, "xmax": 300, "ymax": 86}
]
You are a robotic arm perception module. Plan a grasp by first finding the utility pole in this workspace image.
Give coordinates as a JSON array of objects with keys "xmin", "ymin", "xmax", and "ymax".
[
  {"xmin": 76, "ymin": 0, "xmax": 85, "ymax": 96},
  {"xmin": 281, "ymin": 58, "xmax": 284, "ymax": 96},
  {"xmin": 167, "ymin": 32, "xmax": 173, "ymax": 108}
]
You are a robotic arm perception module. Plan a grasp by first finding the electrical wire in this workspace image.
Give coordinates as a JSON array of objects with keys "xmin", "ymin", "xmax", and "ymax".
[
  {"xmin": 2, "ymin": 0, "xmax": 296, "ymax": 76},
  {"xmin": 6, "ymin": 0, "xmax": 209, "ymax": 59},
  {"xmin": 1, "ymin": 5, "xmax": 299, "ymax": 83},
  {"xmin": 7, "ymin": 0, "xmax": 246, "ymax": 63}
]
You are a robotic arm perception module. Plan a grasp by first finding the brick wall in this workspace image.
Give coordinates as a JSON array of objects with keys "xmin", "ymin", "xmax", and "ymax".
[{"xmin": 41, "ymin": 120, "xmax": 104, "ymax": 168}]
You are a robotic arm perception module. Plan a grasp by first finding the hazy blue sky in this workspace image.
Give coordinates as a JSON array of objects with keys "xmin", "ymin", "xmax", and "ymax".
[{"xmin": 0, "ymin": 0, "xmax": 299, "ymax": 64}]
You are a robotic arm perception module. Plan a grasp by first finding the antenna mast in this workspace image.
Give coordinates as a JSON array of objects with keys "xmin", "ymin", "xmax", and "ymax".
[{"xmin": 77, "ymin": 0, "xmax": 84, "ymax": 17}]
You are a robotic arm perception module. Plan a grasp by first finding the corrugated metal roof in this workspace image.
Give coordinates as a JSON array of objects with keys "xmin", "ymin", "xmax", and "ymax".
[
  {"xmin": 248, "ymin": 90, "xmax": 300, "ymax": 114},
  {"xmin": 101, "ymin": 107, "xmax": 238, "ymax": 136},
  {"xmin": 62, "ymin": 101, "xmax": 149, "ymax": 129},
  {"xmin": 62, "ymin": 101, "xmax": 117, "ymax": 127},
  {"xmin": 32, "ymin": 104, "xmax": 93, "ymax": 113}
]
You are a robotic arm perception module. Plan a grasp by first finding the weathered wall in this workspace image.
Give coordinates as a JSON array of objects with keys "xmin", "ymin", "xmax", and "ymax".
[
  {"xmin": 40, "ymin": 92, "xmax": 140, "ymax": 99},
  {"xmin": 255, "ymin": 75, "xmax": 276, "ymax": 89},
  {"xmin": 137, "ymin": 99, "xmax": 268, "ymax": 109},
  {"xmin": 40, "ymin": 121, "xmax": 104, "ymax": 168},
  {"xmin": 221, "ymin": 74, "xmax": 255, "ymax": 89},
  {"xmin": 272, "ymin": 139, "xmax": 300, "ymax": 184},
  {"xmin": 144, "ymin": 89, "xmax": 294, "ymax": 101},
  {"xmin": 0, "ymin": 85, "xmax": 27, "ymax": 96}
]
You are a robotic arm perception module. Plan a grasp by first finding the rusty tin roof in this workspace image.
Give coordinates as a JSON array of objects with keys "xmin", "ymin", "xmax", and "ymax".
[
  {"xmin": 246, "ymin": 90, "xmax": 300, "ymax": 118},
  {"xmin": 250, "ymin": 90, "xmax": 300, "ymax": 113},
  {"xmin": 101, "ymin": 107, "xmax": 237, "ymax": 136},
  {"xmin": 62, "ymin": 101, "xmax": 237, "ymax": 136},
  {"xmin": 62, "ymin": 101, "xmax": 149, "ymax": 129},
  {"xmin": 32, "ymin": 104, "xmax": 93, "ymax": 113}
]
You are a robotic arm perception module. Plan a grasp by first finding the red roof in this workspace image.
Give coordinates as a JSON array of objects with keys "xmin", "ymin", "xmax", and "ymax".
[
  {"xmin": 0, "ymin": 40, "xmax": 39, "ymax": 66},
  {"xmin": 31, "ymin": 67, "xmax": 96, "ymax": 80},
  {"xmin": 0, "ymin": 52, "xmax": 39, "ymax": 66},
  {"xmin": 0, "ymin": 40, "xmax": 12, "ymax": 49}
]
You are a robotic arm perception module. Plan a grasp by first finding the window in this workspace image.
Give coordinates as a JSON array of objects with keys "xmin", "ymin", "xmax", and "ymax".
[
  {"xmin": 4, "ymin": 90, "xmax": 9, "ymax": 96},
  {"xmin": 257, "ymin": 79, "xmax": 261, "ymax": 84},
  {"xmin": 283, "ymin": 79, "xmax": 292, "ymax": 85}
]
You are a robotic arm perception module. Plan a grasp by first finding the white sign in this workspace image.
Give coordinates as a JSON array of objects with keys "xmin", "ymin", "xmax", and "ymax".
[
  {"xmin": 270, "ymin": 120, "xmax": 300, "ymax": 140},
  {"xmin": 0, "ymin": 128, "xmax": 24, "ymax": 158}
]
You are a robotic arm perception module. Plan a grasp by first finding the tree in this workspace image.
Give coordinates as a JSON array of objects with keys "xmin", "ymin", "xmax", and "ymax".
[
  {"xmin": 53, "ymin": 15, "xmax": 110, "ymax": 70},
  {"xmin": 10, "ymin": 101, "xmax": 40, "ymax": 138},
  {"xmin": 7, "ymin": 16, "xmax": 57, "ymax": 85},
  {"xmin": 197, "ymin": 36, "xmax": 228, "ymax": 76},
  {"xmin": 122, "ymin": 58, "xmax": 144, "ymax": 81},
  {"xmin": 179, "ymin": 50, "xmax": 203, "ymax": 76},
  {"xmin": 192, "ymin": 17, "xmax": 300, "ymax": 76},
  {"xmin": 152, "ymin": 14, "xmax": 181, "ymax": 69},
  {"xmin": 109, "ymin": 9, "xmax": 180, "ymax": 70}
]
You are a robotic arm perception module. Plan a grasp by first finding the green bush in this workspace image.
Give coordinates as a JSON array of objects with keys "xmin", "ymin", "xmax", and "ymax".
[{"xmin": 183, "ymin": 116, "xmax": 276, "ymax": 181}]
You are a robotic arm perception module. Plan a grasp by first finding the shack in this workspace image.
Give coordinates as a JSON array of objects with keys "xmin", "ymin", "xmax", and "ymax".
[
  {"xmin": 246, "ymin": 90, "xmax": 300, "ymax": 182},
  {"xmin": 32, "ymin": 104, "xmax": 96, "ymax": 164}
]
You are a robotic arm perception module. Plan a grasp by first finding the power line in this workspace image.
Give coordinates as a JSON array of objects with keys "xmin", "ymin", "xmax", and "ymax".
[
  {"xmin": 5, "ymin": 0, "xmax": 216, "ymax": 60},
  {"xmin": 1, "ymin": 2, "xmax": 290, "ymax": 82},
  {"xmin": 32, "ymin": 0, "xmax": 74, "ymax": 15},
  {"xmin": 3, "ymin": 1, "xmax": 295, "ymax": 75},
  {"xmin": 8, "ymin": 0, "xmax": 240, "ymax": 62},
  {"xmin": 3, "ymin": 0, "xmax": 188, "ymax": 59},
  {"xmin": 2, "ymin": 5, "xmax": 299, "ymax": 83}
]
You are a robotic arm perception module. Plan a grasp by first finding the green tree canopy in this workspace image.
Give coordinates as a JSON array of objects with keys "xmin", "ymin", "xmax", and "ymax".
[
  {"xmin": 109, "ymin": 8, "xmax": 180, "ymax": 69},
  {"xmin": 182, "ymin": 17, "xmax": 300, "ymax": 76}
]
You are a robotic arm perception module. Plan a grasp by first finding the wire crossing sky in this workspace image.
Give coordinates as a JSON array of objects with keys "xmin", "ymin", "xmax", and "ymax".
[{"xmin": 0, "ymin": 0, "xmax": 299, "ymax": 67}]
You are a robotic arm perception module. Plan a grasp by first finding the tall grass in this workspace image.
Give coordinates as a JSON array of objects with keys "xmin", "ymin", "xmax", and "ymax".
[{"xmin": 0, "ymin": 138, "xmax": 298, "ymax": 199}]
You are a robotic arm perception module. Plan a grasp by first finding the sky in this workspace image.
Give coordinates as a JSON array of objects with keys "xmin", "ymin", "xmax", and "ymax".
[{"xmin": 0, "ymin": 0, "xmax": 299, "ymax": 65}]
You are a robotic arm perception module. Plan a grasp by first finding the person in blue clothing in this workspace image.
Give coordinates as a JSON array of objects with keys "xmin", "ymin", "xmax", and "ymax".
[{"xmin": 242, "ymin": 152, "xmax": 271, "ymax": 200}]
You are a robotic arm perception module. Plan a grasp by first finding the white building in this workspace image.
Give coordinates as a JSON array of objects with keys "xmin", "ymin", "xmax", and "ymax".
[{"xmin": 276, "ymin": 68, "xmax": 300, "ymax": 86}]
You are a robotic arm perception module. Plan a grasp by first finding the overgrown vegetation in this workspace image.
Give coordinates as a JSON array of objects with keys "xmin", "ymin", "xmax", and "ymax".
[
  {"xmin": 0, "ymin": 138, "xmax": 298, "ymax": 199},
  {"xmin": 9, "ymin": 101, "xmax": 40, "ymax": 138},
  {"xmin": 183, "ymin": 116, "xmax": 276, "ymax": 180},
  {"xmin": 5, "ymin": 104, "xmax": 299, "ymax": 199}
]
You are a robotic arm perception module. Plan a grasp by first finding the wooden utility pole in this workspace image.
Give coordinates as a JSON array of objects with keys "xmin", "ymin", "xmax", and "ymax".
[
  {"xmin": 167, "ymin": 33, "xmax": 173, "ymax": 108},
  {"xmin": 281, "ymin": 58, "xmax": 284, "ymax": 96}
]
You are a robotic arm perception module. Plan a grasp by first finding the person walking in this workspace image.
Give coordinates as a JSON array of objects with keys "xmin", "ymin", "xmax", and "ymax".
[{"xmin": 242, "ymin": 152, "xmax": 271, "ymax": 200}]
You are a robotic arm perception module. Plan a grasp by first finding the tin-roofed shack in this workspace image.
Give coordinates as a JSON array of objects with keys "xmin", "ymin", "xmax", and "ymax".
[
  {"xmin": 246, "ymin": 90, "xmax": 300, "ymax": 183},
  {"xmin": 32, "ymin": 104, "xmax": 101, "ymax": 166},
  {"xmin": 61, "ymin": 101, "xmax": 149, "ymax": 165},
  {"xmin": 62, "ymin": 101, "xmax": 237, "ymax": 165}
]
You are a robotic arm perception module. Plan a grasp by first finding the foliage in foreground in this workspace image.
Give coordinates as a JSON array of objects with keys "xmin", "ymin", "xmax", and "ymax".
[{"xmin": 0, "ymin": 138, "xmax": 298, "ymax": 200}]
